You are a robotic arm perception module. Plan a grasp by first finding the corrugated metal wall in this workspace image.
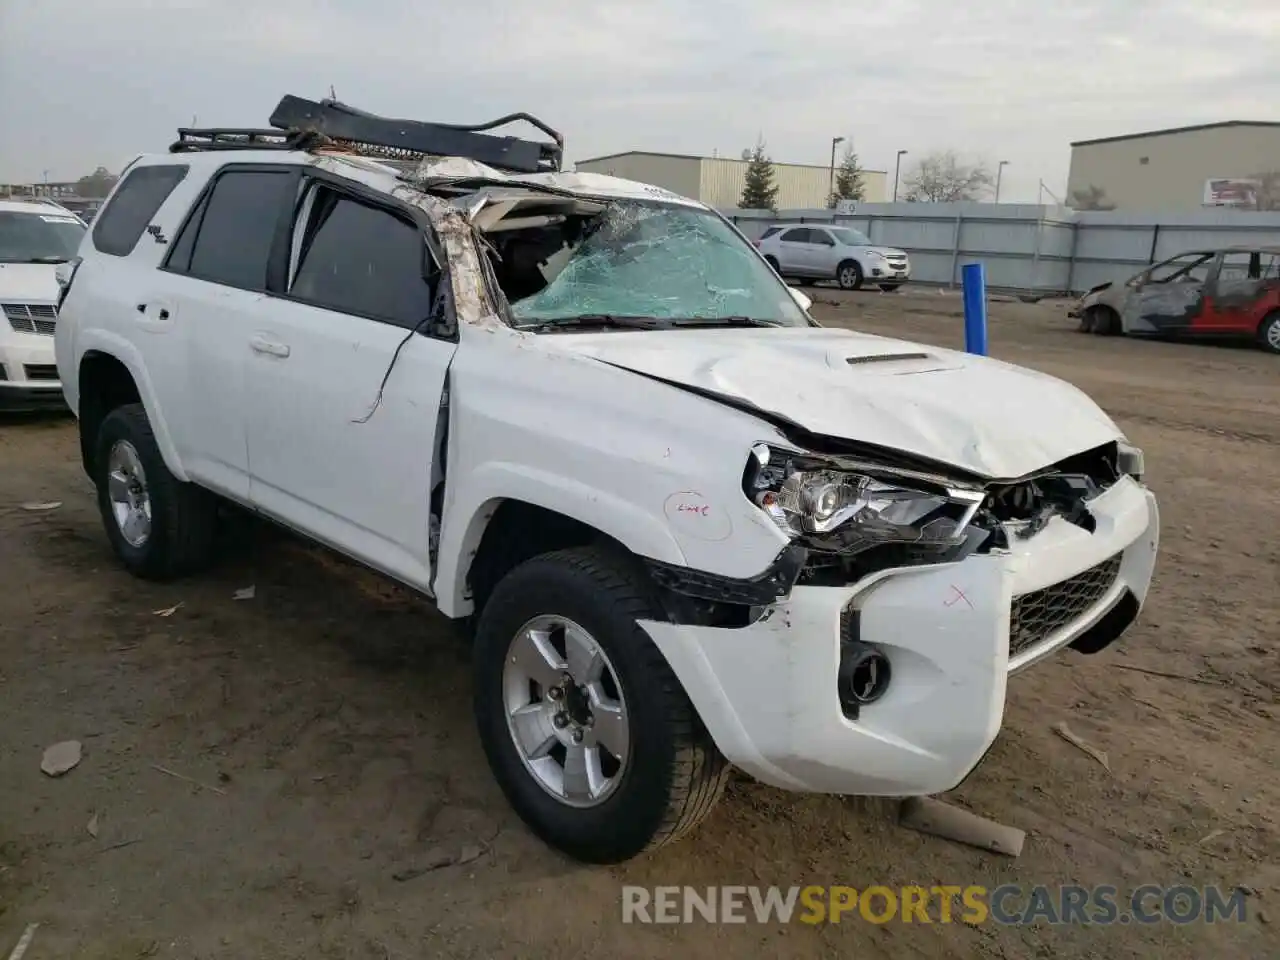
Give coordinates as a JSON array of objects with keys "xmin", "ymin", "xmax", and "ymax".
[
  {"xmin": 573, "ymin": 154, "xmax": 704, "ymax": 200},
  {"xmin": 722, "ymin": 202, "xmax": 1280, "ymax": 294}
]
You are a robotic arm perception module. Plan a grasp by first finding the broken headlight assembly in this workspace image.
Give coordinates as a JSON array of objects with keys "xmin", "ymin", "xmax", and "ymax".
[{"xmin": 743, "ymin": 443, "xmax": 986, "ymax": 558}]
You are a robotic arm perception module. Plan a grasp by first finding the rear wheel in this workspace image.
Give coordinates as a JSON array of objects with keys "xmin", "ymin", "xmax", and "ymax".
[
  {"xmin": 837, "ymin": 260, "xmax": 864, "ymax": 290},
  {"xmin": 1258, "ymin": 310, "xmax": 1280, "ymax": 354},
  {"xmin": 473, "ymin": 545, "xmax": 729, "ymax": 863},
  {"xmin": 764, "ymin": 255, "xmax": 780, "ymax": 273},
  {"xmin": 94, "ymin": 403, "xmax": 218, "ymax": 580}
]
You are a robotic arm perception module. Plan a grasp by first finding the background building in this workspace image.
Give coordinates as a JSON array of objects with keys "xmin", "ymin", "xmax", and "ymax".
[
  {"xmin": 1067, "ymin": 121, "xmax": 1280, "ymax": 211},
  {"xmin": 573, "ymin": 151, "xmax": 888, "ymax": 208}
]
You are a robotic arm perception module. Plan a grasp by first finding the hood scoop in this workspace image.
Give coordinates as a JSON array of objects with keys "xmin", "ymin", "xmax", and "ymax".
[{"xmin": 845, "ymin": 352, "xmax": 932, "ymax": 365}]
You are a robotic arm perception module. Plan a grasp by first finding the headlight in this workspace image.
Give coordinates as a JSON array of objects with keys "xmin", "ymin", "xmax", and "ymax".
[{"xmin": 745, "ymin": 444, "xmax": 984, "ymax": 554}]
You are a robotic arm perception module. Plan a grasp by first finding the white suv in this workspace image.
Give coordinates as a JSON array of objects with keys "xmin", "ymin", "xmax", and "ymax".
[
  {"xmin": 55, "ymin": 96, "xmax": 1160, "ymax": 864},
  {"xmin": 0, "ymin": 198, "xmax": 85, "ymax": 410},
  {"xmin": 755, "ymin": 223, "xmax": 910, "ymax": 291}
]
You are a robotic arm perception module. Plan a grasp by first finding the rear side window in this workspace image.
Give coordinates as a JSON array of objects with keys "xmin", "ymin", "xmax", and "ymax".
[
  {"xmin": 759, "ymin": 226, "xmax": 781, "ymax": 241},
  {"xmin": 178, "ymin": 170, "xmax": 296, "ymax": 290},
  {"xmin": 780, "ymin": 227, "xmax": 810, "ymax": 243},
  {"xmin": 92, "ymin": 164, "xmax": 188, "ymax": 257},
  {"xmin": 289, "ymin": 188, "xmax": 434, "ymax": 329}
]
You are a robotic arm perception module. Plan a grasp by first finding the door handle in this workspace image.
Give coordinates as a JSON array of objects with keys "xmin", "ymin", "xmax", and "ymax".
[{"xmin": 249, "ymin": 335, "xmax": 290, "ymax": 358}]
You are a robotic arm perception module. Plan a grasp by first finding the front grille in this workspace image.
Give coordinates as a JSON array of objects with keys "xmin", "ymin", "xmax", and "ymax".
[
  {"xmin": 1009, "ymin": 553, "xmax": 1122, "ymax": 657},
  {"xmin": 23, "ymin": 364, "xmax": 59, "ymax": 382},
  {"xmin": 3, "ymin": 302, "xmax": 57, "ymax": 336}
]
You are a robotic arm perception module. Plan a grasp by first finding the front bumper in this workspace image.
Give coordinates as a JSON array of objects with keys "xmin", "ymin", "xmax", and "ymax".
[
  {"xmin": 867, "ymin": 260, "xmax": 910, "ymax": 284},
  {"xmin": 1, "ymin": 336, "xmax": 65, "ymax": 411},
  {"xmin": 641, "ymin": 476, "xmax": 1159, "ymax": 796}
]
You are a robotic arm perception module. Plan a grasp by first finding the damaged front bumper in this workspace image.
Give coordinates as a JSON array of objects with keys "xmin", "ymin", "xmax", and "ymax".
[{"xmin": 639, "ymin": 475, "xmax": 1159, "ymax": 796}]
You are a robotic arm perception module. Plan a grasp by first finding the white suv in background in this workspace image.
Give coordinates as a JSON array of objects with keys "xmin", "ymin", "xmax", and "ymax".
[
  {"xmin": 0, "ymin": 198, "xmax": 84, "ymax": 411},
  {"xmin": 55, "ymin": 96, "xmax": 1159, "ymax": 866},
  {"xmin": 756, "ymin": 223, "xmax": 910, "ymax": 291}
]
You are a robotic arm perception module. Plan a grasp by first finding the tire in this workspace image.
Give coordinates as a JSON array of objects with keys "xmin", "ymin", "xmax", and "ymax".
[
  {"xmin": 1092, "ymin": 307, "xmax": 1120, "ymax": 336},
  {"xmin": 837, "ymin": 260, "xmax": 863, "ymax": 290},
  {"xmin": 94, "ymin": 403, "xmax": 217, "ymax": 580},
  {"xmin": 1077, "ymin": 311, "xmax": 1095, "ymax": 333},
  {"xmin": 764, "ymin": 255, "xmax": 780, "ymax": 272},
  {"xmin": 1257, "ymin": 310, "xmax": 1280, "ymax": 354},
  {"xmin": 472, "ymin": 545, "xmax": 729, "ymax": 864}
]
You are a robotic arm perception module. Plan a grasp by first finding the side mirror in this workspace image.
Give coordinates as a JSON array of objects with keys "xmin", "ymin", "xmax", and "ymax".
[{"xmin": 790, "ymin": 287, "xmax": 812, "ymax": 311}]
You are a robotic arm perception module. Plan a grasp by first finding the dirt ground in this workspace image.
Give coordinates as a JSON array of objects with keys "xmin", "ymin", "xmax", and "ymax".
[{"xmin": 1, "ymin": 290, "xmax": 1277, "ymax": 959}]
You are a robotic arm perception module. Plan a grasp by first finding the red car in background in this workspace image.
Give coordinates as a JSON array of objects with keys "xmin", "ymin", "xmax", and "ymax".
[{"xmin": 1069, "ymin": 246, "xmax": 1280, "ymax": 353}]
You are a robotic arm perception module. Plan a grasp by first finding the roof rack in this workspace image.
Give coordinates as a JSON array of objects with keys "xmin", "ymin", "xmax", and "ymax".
[{"xmin": 167, "ymin": 95, "xmax": 564, "ymax": 175}]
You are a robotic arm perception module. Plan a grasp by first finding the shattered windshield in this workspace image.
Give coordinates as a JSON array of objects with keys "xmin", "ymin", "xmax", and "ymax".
[
  {"xmin": 505, "ymin": 201, "xmax": 809, "ymax": 327},
  {"xmin": 0, "ymin": 211, "xmax": 85, "ymax": 263}
]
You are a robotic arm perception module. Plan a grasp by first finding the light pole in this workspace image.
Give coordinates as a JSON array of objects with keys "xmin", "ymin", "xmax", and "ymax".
[
  {"xmin": 995, "ymin": 160, "xmax": 1010, "ymax": 202},
  {"xmin": 829, "ymin": 136, "xmax": 845, "ymax": 199},
  {"xmin": 893, "ymin": 149, "xmax": 907, "ymax": 202}
]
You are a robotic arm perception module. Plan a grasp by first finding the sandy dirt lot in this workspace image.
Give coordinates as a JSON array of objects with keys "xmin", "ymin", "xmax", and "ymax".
[{"xmin": 1, "ymin": 290, "xmax": 1276, "ymax": 959}]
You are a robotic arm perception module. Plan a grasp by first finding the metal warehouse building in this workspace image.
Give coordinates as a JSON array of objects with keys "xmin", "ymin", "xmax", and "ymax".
[
  {"xmin": 1067, "ymin": 121, "xmax": 1280, "ymax": 211},
  {"xmin": 572, "ymin": 151, "xmax": 888, "ymax": 209}
]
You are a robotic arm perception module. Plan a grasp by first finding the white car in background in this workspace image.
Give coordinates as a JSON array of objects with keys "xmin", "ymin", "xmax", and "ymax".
[
  {"xmin": 0, "ymin": 198, "xmax": 84, "ymax": 411},
  {"xmin": 755, "ymin": 223, "xmax": 911, "ymax": 291}
]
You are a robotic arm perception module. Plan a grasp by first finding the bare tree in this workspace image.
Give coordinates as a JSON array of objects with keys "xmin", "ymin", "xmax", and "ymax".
[
  {"xmin": 901, "ymin": 150, "xmax": 994, "ymax": 202},
  {"xmin": 1247, "ymin": 172, "xmax": 1280, "ymax": 211},
  {"xmin": 1068, "ymin": 184, "xmax": 1117, "ymax": 211}
]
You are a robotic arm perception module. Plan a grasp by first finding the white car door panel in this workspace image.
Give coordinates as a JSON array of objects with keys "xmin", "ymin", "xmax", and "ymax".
[
  {"xmin": 244, "ymin": 301, "xmax": 453, "ymax": 589},
  {"xmin": 244, "ymin": 180, "xmax": 455, "ymax": 591},
  {"xmin": 157, "ymin": 165, "xmax": 301, "ymax": 500}
]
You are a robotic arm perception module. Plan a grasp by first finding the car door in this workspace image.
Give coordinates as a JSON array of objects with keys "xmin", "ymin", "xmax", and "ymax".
[
  {"xmin": 154, "ymin": 163, "xmax": 302, "ymax": 500},
  {"xmin": 775, "ymin": 227, "xmax": 811, "ymax": 273},
  {"xmin": 244, "ymin": 174, "xmax": 456, "ymax": 592},
  {"xmin": 1121, "ymin": 252, "xmax": 1213, "ymax": 335},
  {"xmin": 1204, "ymin": 249, "xmax": 1278, "ymax": 333},
  {"xmin": 805, "ymin": 227, "xmax": 838, "ymax": 278}
]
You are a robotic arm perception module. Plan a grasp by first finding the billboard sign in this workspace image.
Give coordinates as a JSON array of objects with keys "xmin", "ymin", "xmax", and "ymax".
[{"xmin": 1203, "ymin": 178, "xmax": 1260, "ymax": 208}]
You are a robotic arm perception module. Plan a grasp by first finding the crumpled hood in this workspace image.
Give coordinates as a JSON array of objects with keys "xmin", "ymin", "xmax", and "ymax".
[
  {"xmin": 0, "ymin": 262, "xmax": 60, "ymax": 303},
  {"xmin": 540, "ymin": 326, "xmax": 1122, "ymax": 479}
]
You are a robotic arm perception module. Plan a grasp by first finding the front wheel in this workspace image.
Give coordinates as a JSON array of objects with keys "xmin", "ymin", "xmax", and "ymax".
[
  {"xmin": 837, "ymin": 260, "xmax": 864, "ymax": 290},
  {"xmin": 1258, "ymin": 310, "xmax": 1280, "ymax": 354},
  {"xmin": 472, "ymin": 546, "xmax": 729, "ymax": 864}
]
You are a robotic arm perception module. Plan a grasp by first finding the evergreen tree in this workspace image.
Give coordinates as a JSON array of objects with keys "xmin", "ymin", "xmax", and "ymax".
[
  {"xmin": 739, "ymin": 139, "xmax": 779, "ymax": 211},
  {"xmin": 827, "ymin": 147, "xmax": 866, "ymax": 207}
]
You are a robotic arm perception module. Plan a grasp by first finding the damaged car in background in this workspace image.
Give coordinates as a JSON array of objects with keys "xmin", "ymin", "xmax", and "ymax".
[
  {"xmin": 53, "ymin": 95, "xmax": 1161, "ymax": 865},
  {"xmin": 1070, "ymin": 245, "xmax": 1280, "ymax": 353}
]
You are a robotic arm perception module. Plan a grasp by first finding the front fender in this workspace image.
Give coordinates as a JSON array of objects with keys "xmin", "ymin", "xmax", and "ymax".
[
  {"xmin": 75, "ymin": 330, "xmax": 189, "ymax": 483},
  {"xmin": 433, "ymin": 461, "xmax": 689, "ymax": 618}
]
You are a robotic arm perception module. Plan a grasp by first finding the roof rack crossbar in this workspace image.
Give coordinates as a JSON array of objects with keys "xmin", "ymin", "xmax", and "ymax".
[
  {"xmin": 169, "ymin": 128, "xmax": 318, "ymax": 153},
  {"xmin": 267, "ymin": 95, "xmax": 563, "ymax": 174}
]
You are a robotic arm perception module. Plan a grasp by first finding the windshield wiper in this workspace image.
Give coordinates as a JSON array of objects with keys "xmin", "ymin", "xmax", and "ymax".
[
  {"xmin": 0, "ymin": 256, "xmax": 69, "ymax": 264},
  {"xmin": 667, "ymin": 316, "xmax": 783, "ymax": 328},
  {"xmin": 519, "ymin": 314, "xmax": 672, "ymax": 332}
]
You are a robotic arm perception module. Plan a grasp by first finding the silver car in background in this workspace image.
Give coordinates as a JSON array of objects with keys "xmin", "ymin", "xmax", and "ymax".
[{"xmin": 754, "ymin": 224, "xmax": 910, "ymax": 291}]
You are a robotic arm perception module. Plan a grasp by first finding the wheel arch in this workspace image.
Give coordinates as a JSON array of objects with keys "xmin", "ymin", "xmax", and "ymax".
[
  {"xmin": 75, "ymin": 333, "xmax": 187, "ymax": 483},
  {"xmin": 434, "ymin": 475, "xmax": 688, "ymax": 621}
]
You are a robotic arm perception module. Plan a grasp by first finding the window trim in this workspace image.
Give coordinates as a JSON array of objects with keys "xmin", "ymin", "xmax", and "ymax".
[
  {"xmin": 160, "ymin": 162, "xmax": 302, "ymax": 293},
  {"xmin": 91, "ymin": 163, "xmax": 190, "ymax": 258},
  {"xmin": 272, "ymin": 170, "xmax": 446, "ymax": 335}
]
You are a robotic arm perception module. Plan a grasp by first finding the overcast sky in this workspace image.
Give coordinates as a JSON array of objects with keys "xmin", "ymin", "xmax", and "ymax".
[{"xmin": 2, "ymin": 0, "xmax": 1277, "ymax": 203}]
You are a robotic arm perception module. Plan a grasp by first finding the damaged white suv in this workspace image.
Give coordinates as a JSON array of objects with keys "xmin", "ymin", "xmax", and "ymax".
[{"xmin": 55, "ymin": 97, "xmax": 1160, "ymax": 864}]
